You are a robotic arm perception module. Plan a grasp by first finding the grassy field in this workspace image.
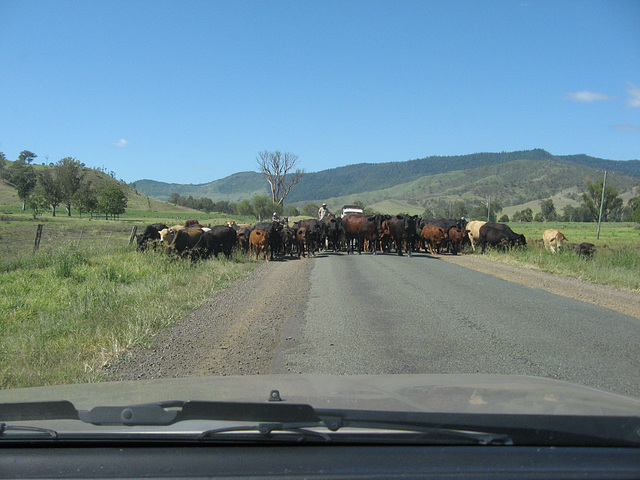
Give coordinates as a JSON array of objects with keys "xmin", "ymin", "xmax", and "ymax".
[
  {"xmin": 0, "ymin": 212, "xmax": 259, "ymax": 389},
  {"xmin": 480, "ymin": 222, "xmax": 640, "ymax": 291}
]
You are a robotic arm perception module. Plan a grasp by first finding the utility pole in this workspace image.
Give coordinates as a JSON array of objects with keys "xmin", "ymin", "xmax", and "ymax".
[
  {"xmin": 487, "ymin": 195, "xmax": 491, "ymax": 222},
  {"xmin": 596, "ymin": 170, "xmax": 606, "ymax": 240}
]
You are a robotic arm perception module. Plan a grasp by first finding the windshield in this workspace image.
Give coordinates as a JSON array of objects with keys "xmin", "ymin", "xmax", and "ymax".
[{"xmin": 1, "ymin": 0, "xmax": 639, "ymax": 447}]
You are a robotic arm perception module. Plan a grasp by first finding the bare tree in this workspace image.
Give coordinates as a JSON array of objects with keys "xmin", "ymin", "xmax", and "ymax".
[{"xmin": 256, "ymin": 150, "xmax": 304, "ymax": 204}]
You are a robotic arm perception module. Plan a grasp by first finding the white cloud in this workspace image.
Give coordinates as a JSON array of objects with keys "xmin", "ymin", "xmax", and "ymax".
[
  {"xmin": 112, "ymin": 139, "xmax": 128, "ymax": 148},
  {"xmin": 613, "ymin": 124, "xmax": 640, "ymax": 132},
  {"xmin": 566, "ymin": 90, "xmax": 613, "ymax": 103},
  {"xmin": 625, "ymin": 83, "xmax": 640, "ymax": 108}
]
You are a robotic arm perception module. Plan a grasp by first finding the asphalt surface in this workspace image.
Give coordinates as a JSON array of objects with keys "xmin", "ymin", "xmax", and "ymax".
[{"xmin": 272, "ymin": 252, "xmax": 640, "ymax": 398}]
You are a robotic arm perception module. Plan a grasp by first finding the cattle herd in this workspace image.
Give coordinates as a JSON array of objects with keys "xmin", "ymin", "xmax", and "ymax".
[{"xmin": 135, "ymin": 214, "xmax": 596, "ymax": 261}]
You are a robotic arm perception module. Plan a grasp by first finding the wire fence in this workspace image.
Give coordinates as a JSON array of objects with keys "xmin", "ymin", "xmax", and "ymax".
[{"xmin": 1, "ymin": 222, "xmax": 139, "ymax": 264}]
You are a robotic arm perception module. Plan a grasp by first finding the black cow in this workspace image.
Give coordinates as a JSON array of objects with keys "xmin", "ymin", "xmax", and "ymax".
[
  {"xmin": 295, "ymin": 219, "xmax": 323, "ymax": 256},
  {"xmin": 198, "ymin": 225, "xmax": 238, "ymax": 259},
  {"xmin": 478, "ymin": 222, "xmax": 526, "ymax": 254},
  {"xmin": 387, "ymin": 214, "xmax": 417, "ymax": 256},
  {"xmin": 321, "ymin": 214, "xmax": 343, "ymax": 252},
  {"xmin": 136, "ymin": 223, "xmax": 168, "ymax": 251}
]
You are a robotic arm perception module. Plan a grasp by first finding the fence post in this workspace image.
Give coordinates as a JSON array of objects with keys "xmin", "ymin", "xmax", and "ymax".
[
  {"xmin": 33, "ymin": 224, "xmax": 44, "ymax": 253},
  {"xmin": 129, "ymin": 226, "xmax": 138, "ymax": 246}
]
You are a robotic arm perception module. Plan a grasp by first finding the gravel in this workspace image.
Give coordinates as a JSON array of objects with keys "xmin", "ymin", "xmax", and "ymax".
[{"xmin": 104, "ymin": 257, "xmax": 314, "ymax": 381}]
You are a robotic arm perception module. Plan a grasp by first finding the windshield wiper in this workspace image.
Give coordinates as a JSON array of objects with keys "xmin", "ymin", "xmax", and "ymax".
[
  {"xmin": 197, "ymin": 421, "xmax": 512, "ymax": 445},
  {"xmin": 0, "ymin": 400, "xmax": 510, "ymax": 445},
  {"xmin": 2, "ymin": 399, "xmax": 638, "ymax": 446}
]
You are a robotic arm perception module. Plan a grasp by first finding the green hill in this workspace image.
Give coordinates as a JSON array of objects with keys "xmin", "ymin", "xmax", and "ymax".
[
  {"xmin": 4, "ymin": 150, "xmax": 638, "ymax": 217},
  {"xmin": 0, "ymin": 162, "xmax": 201, "ymax": 216},
  {"xmin": 133, "ymin": 171, "xmax": 268, "ymax": 202},
  {"xmin": 131, "ymin": 149, "xmax": 640, "ymax": 213}
]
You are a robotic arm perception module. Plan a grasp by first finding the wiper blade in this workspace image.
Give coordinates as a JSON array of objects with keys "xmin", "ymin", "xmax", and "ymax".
[
  {"xmin": 199, "ymin": 422, "xmax": 332, "ymax": 442},
  {"xmin": 198, "ymin": 421, "xmax": 511, "ymax": 445},
  {"xmin": 0, "ymin": 423, "xmax": 58, "ymax": 439}
]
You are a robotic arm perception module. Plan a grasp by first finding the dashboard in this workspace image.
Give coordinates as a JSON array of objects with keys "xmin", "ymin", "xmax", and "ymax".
[{"xmin": 3, "ymin": 443, "xmax": 640, "ymax": 479}]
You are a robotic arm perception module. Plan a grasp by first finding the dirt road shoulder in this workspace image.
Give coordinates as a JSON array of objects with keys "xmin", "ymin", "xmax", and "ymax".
[
  {"xmin": 440, "ymin": 254, "xmax": 640, "ymax": 320},
  {"xmin": 104, "ymin": 257, "xmax": 313, "ymax": 381}
]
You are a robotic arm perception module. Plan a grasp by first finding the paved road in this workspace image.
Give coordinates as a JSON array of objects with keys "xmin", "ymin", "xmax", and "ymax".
[{"xmin": 272, "ymin": 252, "xmax": 640, "ymax": 398}]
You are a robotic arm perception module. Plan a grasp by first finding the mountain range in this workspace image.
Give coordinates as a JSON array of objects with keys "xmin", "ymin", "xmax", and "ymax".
[{"xmin": 132, "ymin": 149, "xmax": 640, "ymax": 215}]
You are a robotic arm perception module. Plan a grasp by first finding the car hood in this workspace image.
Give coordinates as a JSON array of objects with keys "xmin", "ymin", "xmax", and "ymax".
[{"xmin": 1, "ymin": 374, "xmax": 639, "ymax": 416}]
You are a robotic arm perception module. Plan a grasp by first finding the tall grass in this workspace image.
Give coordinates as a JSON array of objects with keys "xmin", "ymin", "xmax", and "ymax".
[{"xmin": 0, "ymin": 246, "xmax": 258, "ymax": 389}]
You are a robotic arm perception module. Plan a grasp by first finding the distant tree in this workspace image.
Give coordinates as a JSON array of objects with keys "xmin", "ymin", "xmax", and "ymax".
[
  {"xmin": 627, "ymin": 195, "xmax": 640, "ymax": 223},
  {"xmin": 38, "ymin": 170, "xmax": 64, "ymax": 216},
  {"xmin": 25, "ymin": 193, "xmax": 49, "ymax": 219},
  {"xmin": 250, "ymin": 195, "xmax": 282, "ymax": 220},
  {"xmin": 498, "ymin": 214, "xmax": 509, "ymax": 223},
  {"xmin": 488, "ymin": 199, "xmax": 503, "ymax": 223},
  {"xmin": 56, "ymin": 157, "xmax": 85, "ymax": 216},
  {"xmin": 470, "ymin": 200, "xmax": 502, "ymax": 222},
  {"xmin": 560, "ymin": 204, "xmax": 591, "ymax": 222},
  {"xmin": 303, "ymin": 203, "xmax": 319, "ymax": 217},
  {"xmin": 236, "ymin": 199, "xmax": 253, "ymax": 217},
  {"xmin": 96, "ymin": 183, "xmax": 128, "ymax": 219},
  {"xmin": 169, "ymin": 193, "xmax": 181, "ymax": 205},
  {"xmin": 422, "ymin": 207, "xmax": 435, "ymax": 219},
  {"xmin": 18, "ymin": 150, "xmax": 37, "ymax": 164},
  {"xmin": 452, "ymin": 201, "xmax": 468, "ymax": 219},
  {"xmin": 534, "ymin": 212, "xmax": 544, "ymax": 222},
  {"xmin": 75, "ymin": 182, "xmax": 98, "ymax": 218},
  {"xmin": 539, "ymin": 199, "xmax": 557, "ymax": 221},
  {"xmin": 581, "ymin": 180, "xmax": 623, "ymax": 221},
  {"xmin": 256, "ymin": 150, "xmax": 304, "ymax": 204},
  {"xmin": 7, "ymin": 161, "xmax": 37, "ymax": 210},
  {"xmin": 213, "ymin": 200, "xmax": 236, "ymax": 215},
  {"xmin": 0, "ymin": 152, "xmax": 6, "ymax": 179},
  {"xmin": 198, "ymin": 197, "xmax": 215, "ymax": 213},
  {"xmin": 512, "ymin": 207, "xmax": 533, "ymax": 222},
  {"xmin": 283, "ymin": 205, "xmax": 299, "ymax": 217}
]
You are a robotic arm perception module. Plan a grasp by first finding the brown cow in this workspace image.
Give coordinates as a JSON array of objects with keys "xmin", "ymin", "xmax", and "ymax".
[
  {"xmin": 296, "ymin": 227, "xmax": 309, "ymax": 257},
  {"xmin": 448, "ymin": 227, "xmax": 470, "ymax": 255},
  {"xmin": 420, "ymin": 225, "xmax": 447, "ymax": 255},
  {"xmin": 249, "ymin": 229, "xmax": 269, "ymax": 261},
  {"xmin": 161, "ymin": 224, "xmax": 205, "ymax": 260},
  {"xmin": 341, "ymin": 214, "xmax": 381, "ymax": 254}
]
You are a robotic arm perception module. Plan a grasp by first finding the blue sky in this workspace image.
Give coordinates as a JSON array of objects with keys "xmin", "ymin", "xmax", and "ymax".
[{"xmin": 1, "ymin": 1, "xmax": 639, "ymax": 184}]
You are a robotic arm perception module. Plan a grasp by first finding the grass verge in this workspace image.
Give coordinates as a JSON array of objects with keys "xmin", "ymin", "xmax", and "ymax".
[
  {"xmin": 480, "ymin": 222, "xmax": 640, "ymax": 291},
  {"xmin": 0, "ymin": 246, "xmax": 259, "ymax": 389}
]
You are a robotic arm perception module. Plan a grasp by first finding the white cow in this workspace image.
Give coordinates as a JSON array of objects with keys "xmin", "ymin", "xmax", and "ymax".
[
  {"xmin": 466, "ymin": 220, "xmax": 487, "ymax": 252},
  {"xmin": 543, "ymin": 229, "xmax": 566, "ymax": 253}
]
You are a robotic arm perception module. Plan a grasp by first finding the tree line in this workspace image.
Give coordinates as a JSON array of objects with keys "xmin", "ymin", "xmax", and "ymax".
[
  {"xmin": 508, "ymin": 180, "xmax": 639, "ymax": 223},
  {"xmin": 0, "ymin": 150, "xmax": 128, "ymax": 219},
  {"xmin": 417, "ymin": 178, "xmax": 639, "ymax": 223}
]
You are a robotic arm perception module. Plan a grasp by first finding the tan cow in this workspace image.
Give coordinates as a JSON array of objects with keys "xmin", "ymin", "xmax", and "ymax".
[
  {"xmin": 543, "ymin": 229, "xmax": 566, "ymax": 253},
  {"xmin": 466, "ymin": 220, "xmax": 487, "ymax": 251}
]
